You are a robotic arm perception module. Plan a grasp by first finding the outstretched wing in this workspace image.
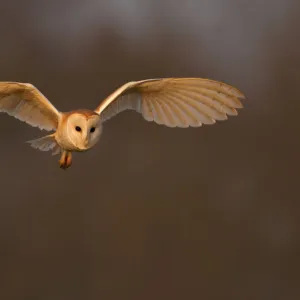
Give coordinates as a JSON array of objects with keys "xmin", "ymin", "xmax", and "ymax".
[
  {"xmin": 0, "ymin": 82, "xmax": 61, "ymax": 131},
  {"xmin": 94, "ymin": 78, "xmax": 245, "ymax": 128}
]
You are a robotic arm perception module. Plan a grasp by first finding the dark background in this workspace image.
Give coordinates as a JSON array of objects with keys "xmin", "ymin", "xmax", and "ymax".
[{"xmin": 0, "ymin": 1, "xmax": 299, "ymax": 299}]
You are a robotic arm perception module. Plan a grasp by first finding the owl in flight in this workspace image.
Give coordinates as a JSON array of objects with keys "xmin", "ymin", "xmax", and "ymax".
[{"xmin": 0, "ymin": 78, "xmax": 245, "ymax": 169}]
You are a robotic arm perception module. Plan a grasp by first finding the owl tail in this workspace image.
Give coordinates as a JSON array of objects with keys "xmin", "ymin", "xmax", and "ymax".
[{"xmin": 26, "ymin": 134, "xmax": 61, "ymax": 156}]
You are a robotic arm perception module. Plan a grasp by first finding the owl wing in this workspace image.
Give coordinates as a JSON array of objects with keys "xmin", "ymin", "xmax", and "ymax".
[
  {"xmin": 0, "ymin": 82, "xmax": 61, "ymax": 131},
  {"xmin": 94, "ymin": 78, "xmax": 245, "ymax": 128}
]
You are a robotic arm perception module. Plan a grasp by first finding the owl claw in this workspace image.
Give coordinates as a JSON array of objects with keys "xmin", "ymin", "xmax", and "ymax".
[
  {"xmin": 59, "ymin": 162, "xmax": 70, "ymax": 170},
  {"xmin": 59, "ymin": 151, "xmax": 72, "ymax": 170}
]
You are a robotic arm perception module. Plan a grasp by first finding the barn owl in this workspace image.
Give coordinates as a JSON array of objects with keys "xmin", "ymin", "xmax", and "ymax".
[{"xmin": 0, "ymin": 78, "xmax": 245, "ymax": 169}]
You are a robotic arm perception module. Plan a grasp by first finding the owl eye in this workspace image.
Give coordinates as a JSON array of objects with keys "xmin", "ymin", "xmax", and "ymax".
[
  {"xmin": 90, "ymin": 127, "xmax": 96, "ymax": 133},
  {"xmin": 75, "ymin": 126, "xmax": 82, "ymax": 132}
]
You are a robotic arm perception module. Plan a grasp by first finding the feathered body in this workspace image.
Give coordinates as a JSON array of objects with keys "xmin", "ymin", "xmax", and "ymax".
[{"xmin": 0, "ymin": 78, "xmax": 245, "ymax": 169}]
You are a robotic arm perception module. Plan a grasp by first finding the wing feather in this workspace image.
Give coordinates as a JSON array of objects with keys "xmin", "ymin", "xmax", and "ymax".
[
  {"xmin": 0, "ymin": 82, "xmax": 61, "ymax": 131},
  {"xmin": 158, "ymin": 93, "xmax": 190, "ymax": 128},
  {"xmin": 155, "ymin": 98, "xmax": 177, "ymax": 127},
  {"xmin": 26, "ymin": 134, "xmax": 61, "ymax": 155},
  {"xmin": 169, "ymin": 89, "xmax": 227, "ymax": 121},
  {"xmin": 160, "ymin": 91, "xmax": 203, "ymax": 127},
  {"xmin": 167, "ymin": 90, "xmax": 218, "ymax": 124},
  {"xmin": 94, "ymin": 78, "xmax": 245, "ymax": 128}
]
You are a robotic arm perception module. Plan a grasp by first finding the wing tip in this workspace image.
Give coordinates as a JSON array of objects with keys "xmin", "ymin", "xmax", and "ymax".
[{"xmin": 236, "ymin": 90, "xmax": 246, "ymax": 100}]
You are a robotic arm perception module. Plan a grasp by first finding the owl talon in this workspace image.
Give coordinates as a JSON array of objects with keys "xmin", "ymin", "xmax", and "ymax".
[
  {"xmin": 59, "ymin": 151, "xmax": 72, "ymax": 170},
  {"xmin": 59, "ymin": 162, "xmax": 68, "ymax": 170}
]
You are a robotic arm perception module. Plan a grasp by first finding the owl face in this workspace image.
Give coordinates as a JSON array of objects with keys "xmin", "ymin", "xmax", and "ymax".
[{"xmin": 66, "ymin": 112, "xmax": 102, "ymax": 151}]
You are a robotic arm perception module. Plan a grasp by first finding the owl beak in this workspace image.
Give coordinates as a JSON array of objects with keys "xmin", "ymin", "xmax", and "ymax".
[
  {"xmin": 84, "ymin": 134, "xmax": 90, "ymax": 147},
  {"xmin": 81, "ymin": 132, "xmax": 89, "ymax": 148}
]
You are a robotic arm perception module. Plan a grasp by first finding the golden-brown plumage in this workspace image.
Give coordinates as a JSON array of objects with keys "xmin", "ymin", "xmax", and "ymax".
[
  {"xmin": 0, "ymin": 78, "xmax": 246, "ymax": 169},
  {"xmin": 0, "ymin": 82, "xmax": 60, "ymax": 131}
]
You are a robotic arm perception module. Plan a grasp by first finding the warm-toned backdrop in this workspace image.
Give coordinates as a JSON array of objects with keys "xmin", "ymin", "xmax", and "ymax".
[{"xmin": 0, "ymin": 1, "xmax": 299, "ymax": 299}]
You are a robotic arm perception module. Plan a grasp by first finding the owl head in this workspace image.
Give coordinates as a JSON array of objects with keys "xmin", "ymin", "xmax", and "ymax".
[{"xmin": 66, "ymin": 111, "xmax": 102, "ymax": 151}]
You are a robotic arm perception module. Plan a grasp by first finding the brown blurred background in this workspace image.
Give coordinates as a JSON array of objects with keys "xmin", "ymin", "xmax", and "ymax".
[{"xmin": 0, "ymin": 1, "xmax": 299, "ymax": 299}]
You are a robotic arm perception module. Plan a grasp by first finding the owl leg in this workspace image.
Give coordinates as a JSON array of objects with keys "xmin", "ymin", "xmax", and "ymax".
[{"xmin": 59, "ymin": 151, "xmax": 72, "ymax": 170}]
